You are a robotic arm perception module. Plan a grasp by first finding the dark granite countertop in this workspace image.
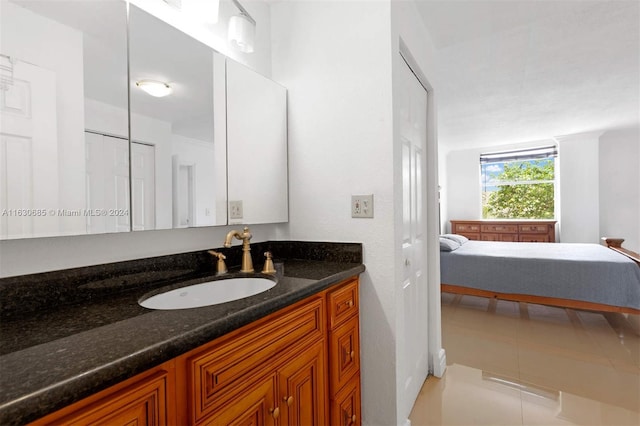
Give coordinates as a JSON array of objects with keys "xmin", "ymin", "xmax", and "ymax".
[{"xmin": 0, "ymin": 241, "xmax": 364, "ymax": 425}]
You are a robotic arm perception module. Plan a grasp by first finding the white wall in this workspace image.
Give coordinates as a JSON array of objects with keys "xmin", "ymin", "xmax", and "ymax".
[
  {"xmin": 599, "ymin": 126, "xmax": 640, "ymax": 252},
  {"xmin": 272, "ymin": 1, "xmax": 443, "ymax": 424},
  {"xmin": 556, "ymin": 132, "xmax": 600, "ymax": 243},
  {"xmin": 271, "ymin": 2, "xmax": 396, "ymax": 424}
]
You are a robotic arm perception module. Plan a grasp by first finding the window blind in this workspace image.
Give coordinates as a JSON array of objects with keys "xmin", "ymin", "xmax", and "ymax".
[{"xmin": 480, "ymin": 145, "xmax": 558, "ymax": 164}]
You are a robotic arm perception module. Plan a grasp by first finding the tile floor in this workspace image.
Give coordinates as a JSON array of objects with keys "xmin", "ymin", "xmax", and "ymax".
[{"xmin": 409, "ymin": 293, "xmax": 640, "ymax": 425}]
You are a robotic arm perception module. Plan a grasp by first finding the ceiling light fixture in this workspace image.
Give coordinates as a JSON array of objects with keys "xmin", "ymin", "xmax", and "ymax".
[
  {"xmin": 136, "ymin": 80, "xmax": 172, "ymax": 98},
  {"xmin": 228, "ymin": 0, "xmax": 256, "ymax": 53}
]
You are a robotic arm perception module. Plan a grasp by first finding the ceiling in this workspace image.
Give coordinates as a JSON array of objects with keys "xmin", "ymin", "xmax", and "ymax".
[{"xmin": 414, "ymin": 0, "xmax": 640, "ymax": 151}]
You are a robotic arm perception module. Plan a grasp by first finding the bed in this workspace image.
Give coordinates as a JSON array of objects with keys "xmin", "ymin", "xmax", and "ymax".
[{"xmin": 439, "ymin": 235, "xmax": 640, "ymax": 314}]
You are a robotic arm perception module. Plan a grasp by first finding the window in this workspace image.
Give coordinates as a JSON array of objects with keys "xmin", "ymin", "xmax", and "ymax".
[{"xmin": 480, "ymin": 146, "xmax": 557, "ymax": 219}]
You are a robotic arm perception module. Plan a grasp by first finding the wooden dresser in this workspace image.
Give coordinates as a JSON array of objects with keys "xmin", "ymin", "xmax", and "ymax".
[{"xmin": 450, "ymin": 220, "xmax": 556, "ymax": 242}]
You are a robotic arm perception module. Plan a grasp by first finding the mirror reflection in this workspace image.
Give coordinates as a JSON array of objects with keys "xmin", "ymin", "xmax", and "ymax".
[
  {"xmin": 128, "ymin": 5, "xmax": 227, "ymax": 231},
  {"xmin": 0, "ymin": 0, "xmax": 129, "ymax": 239}
]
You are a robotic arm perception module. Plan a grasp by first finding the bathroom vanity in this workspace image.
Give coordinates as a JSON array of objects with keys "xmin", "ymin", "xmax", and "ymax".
[{"xmin": 0, "ymin": 242, "xmax": 364, "ymax": 425}]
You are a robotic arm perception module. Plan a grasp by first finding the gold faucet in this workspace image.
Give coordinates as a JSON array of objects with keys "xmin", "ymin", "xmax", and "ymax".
[{"xmin": 224, "ymin": 226, "xmax": 254, "ymax": 273}]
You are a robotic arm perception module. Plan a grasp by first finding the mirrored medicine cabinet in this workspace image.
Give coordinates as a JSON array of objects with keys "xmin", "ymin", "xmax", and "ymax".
[{"xmin": 0, "ymin": 0, "xmax": 288, "ymax": 240}]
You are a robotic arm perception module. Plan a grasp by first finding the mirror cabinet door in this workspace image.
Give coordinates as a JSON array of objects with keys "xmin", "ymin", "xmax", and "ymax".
[
  {"xmin": 226, "ymin": 60, "xmax": 288, "ymax": 225},
  {"xmin": 128, "ymin": 5, "xmax": 227, "ymax": 231},
  {"xmin": 0, "ymin": 0, "xmax": 129, "ymax": 239}
]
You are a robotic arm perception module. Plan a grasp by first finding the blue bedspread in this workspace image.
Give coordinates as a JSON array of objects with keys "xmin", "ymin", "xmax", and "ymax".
[{"xmin": 440, "ymin": 241, "xmax": 640, "ymax": 310}]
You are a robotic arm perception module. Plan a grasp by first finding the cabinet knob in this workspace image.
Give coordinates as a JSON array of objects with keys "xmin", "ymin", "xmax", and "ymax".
[
  {"xmin": 347, "ymin": 300, "xmax": 354, "ymax": 308},
  {"xmin": 284, "ymin": 395, "xmax": 294, "ymax": 406},
  {"xmin": 350, "ymin": 350, "xmax": 355, "ymax": 359},
  {"xmin": 352, "ymin": 414, "xmax": 357, "ymax": 423},
  {"xmin": 270, "ymin": 407, "xmax": 280, "ymax": 419}
]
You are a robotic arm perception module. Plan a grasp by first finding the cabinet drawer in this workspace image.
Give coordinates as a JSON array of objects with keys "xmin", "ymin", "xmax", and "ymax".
[
  {"xmin": 329, "ymin": 315, "xmax": 360, "ymax": 394},
  {"xmin": 453, "ymin": 223, "xmax": 480, "ymax": 233},
  {"xmin": 481, "ymin": 233, "xmax": 518, "ymax": 242},
  {"xmin": 328, "ymin": 278, "xmax": 359, "ymax": 329},
  {"xmin": 519, "ymin": 234, "xmax": 550, "ymax": 242},
  {"xmin": 190, "ymin": 297, "xmax": 325, "ymax": 422},
  {"xmin": 331, "ymin": 374, "xmax": 361, "ymax": 426},
  {"xmin": 36, "ymin": 370, "xmax": 171, "ymax": 426},
  {"xmin": 481, "ymin": 224, "xmax": 518, "ymax": 233},
  {"xmin": 519, "ymin": 224, "xmax": 549, "ymax": 234}
]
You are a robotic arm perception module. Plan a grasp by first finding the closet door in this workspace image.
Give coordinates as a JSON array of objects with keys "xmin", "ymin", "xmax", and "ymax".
[
  {"xmin": 131, "ymin": 142, "xmax": 155, "ymax": 231},
  {"xmin": 85, "ymin": 132, "xmax": 130, "ymax": 233}
]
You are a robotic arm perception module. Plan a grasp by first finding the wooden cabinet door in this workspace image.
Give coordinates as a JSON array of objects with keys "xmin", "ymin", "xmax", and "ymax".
[
  {"xmin": 329, "ymin": 315, "xmax": 360, "ymax": 394},
  {"xmin": 199, "ymin": 374, "xmax": 278, "ymax": 426},
  {"xmin": 330, "ymin": 374, "xmax": 361, "ymax": 426},
  {"xmin": 278, "ymin": 340, "xmax": 327, "ymax": 426}
]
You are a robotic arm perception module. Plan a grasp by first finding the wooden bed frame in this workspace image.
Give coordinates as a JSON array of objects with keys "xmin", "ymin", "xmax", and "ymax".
[{"xmin": 441, "ymin": 237, "xmax": 640, "ymax": 315}]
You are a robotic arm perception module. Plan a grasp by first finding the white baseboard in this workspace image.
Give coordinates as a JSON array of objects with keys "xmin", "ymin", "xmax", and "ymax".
[{"xmin": 433, "ymin": 348, "xmax": 447, "ymax": 378}]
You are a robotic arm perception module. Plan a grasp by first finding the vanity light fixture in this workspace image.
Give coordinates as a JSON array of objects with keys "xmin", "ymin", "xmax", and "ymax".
[
  {"xmin": 136, "ymin": 80, "xmax": 172, "ymax": 98},
  {"xmin": 228, "ymin": 0, "xmax": 256, "ymax": 53}
]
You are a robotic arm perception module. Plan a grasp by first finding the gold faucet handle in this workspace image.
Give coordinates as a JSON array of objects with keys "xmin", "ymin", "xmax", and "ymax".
[
  {"xmin": 262, "ymin": 251, "xmax": 276, "ymax": 274},
  {"xmin": 208, "ymin": 250, "xmax": 228, "ymax": 275}
]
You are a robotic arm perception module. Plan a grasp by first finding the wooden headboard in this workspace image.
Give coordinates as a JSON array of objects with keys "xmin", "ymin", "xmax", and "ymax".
[{"xmin": 601, "ymin": 237, "xmax": 640, "ymax": 266}]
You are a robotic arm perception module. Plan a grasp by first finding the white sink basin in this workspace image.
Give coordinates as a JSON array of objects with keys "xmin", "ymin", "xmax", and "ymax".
[{"xmin": 139, "ymin": 277, "xmax": 276, "ymax": 310}]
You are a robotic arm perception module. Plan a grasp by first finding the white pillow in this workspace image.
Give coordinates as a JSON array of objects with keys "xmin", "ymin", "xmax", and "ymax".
[
  {"xmin": 441, "ymin": 234, "xmax": 469, "ymax": 245},
  {"xmin": 439, "ymin": 237, "xmax": 461, "ymax": 252}
]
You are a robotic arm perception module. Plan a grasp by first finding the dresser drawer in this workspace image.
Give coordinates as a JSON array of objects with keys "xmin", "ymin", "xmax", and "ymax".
[
  {"xmin": 453, "ymin": 223, "xmax": 481, "ymax": 233},
  {"xmin": 482, "ymin": 233, "xmax": 518, "ymax": 242},
  {"xmin": 481, "ymin": 224, "xmax": 518, "ymax": 233},
  {"xmin": 519, "ymin": 234, "xmax": 550, "ymax": 242},
  {"xmin": 519, "ymin": 224, "xmax": 550, "ymax": 234},
  {"xmin": 189, "ymin": 297, "xmax": 325, "ymax": 422},
  {"xmin": 328, "ymin": 278, "xmax": 359, "ymax": 329}
]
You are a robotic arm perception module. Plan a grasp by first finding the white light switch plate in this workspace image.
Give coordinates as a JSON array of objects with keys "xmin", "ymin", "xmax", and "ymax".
[{"xmin": 352, "ymin": 194, "xmax": 374, "ymax": 218}]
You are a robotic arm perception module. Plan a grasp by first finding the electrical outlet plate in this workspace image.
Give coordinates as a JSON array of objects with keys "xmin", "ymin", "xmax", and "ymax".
[
  {"xmin": 352, "ymin": 194, "xmax": 374, "ymax": 218},
  {"xmin": 229, "ymin": 200, "xmax": 243, "ymax": 219}
]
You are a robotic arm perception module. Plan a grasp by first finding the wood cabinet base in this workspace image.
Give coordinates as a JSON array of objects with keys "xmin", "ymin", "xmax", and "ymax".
[{"xmin": 30, "ymin": 277, "xmax": 361, "ymax": 426}]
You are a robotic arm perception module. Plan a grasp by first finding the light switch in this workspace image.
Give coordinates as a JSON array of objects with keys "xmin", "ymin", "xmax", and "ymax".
[{"xmin": 352, "ymin": 195, "xmax": 373, "ymax": 218}]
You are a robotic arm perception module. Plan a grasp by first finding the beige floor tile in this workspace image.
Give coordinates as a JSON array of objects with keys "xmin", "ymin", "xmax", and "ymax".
[
  {"xmin": 444, "ymin": 324, "xmax": 520, "ymax": 378},
  {"xmin": 410, "ymin": 295, "xmax": 640, "ymax": 426},
  {"xmin": 521, "ymin": 390, "xmax": 640, "ymax": 426},
  {"xmin": 409, "ymin": 364, "xmax": 524, "ymax": 426}
]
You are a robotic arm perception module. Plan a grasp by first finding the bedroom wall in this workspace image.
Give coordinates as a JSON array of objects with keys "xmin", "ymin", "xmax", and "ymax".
[
  {"xmin": 599, "ymin": 126, "xmax": 640, "ymax": 253},
  {"xmin": 556, "ymin": 132, "xmax": 600, "ymax": 244}
]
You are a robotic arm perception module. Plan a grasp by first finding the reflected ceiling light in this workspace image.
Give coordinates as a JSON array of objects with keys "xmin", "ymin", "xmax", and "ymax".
[
  {"xmin": 136, "ymin": 80, "xmax": 172, "ymax": 98},
  {"xmin": 228, "ymin": 0, "xmax": 256, "ymax": 53}
]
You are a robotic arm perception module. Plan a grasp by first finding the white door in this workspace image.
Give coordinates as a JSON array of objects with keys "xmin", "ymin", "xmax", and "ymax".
[
  {"xmin": 131, "ymin": 142, "xmax": 155, "ymax": 231},
  {"xmin": 0, "ymin": 59, "xmax": 59, "ymax": 239},
  {"xmin": 399, "ymin": 55, "xmax": 429, "ymax": 417},
  {"xmin": 85, "ymin": 132, "xmax": 130, "ymax": 233},
  {"xmin": 172, "ymin": 155, "xmax": 195, "ymax": 228}
]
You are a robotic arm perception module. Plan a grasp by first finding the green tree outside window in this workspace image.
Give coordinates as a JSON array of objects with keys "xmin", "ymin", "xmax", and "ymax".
[{"xmin": 482, "ymin": 160, "xmax": 555, "ymax": 219}]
